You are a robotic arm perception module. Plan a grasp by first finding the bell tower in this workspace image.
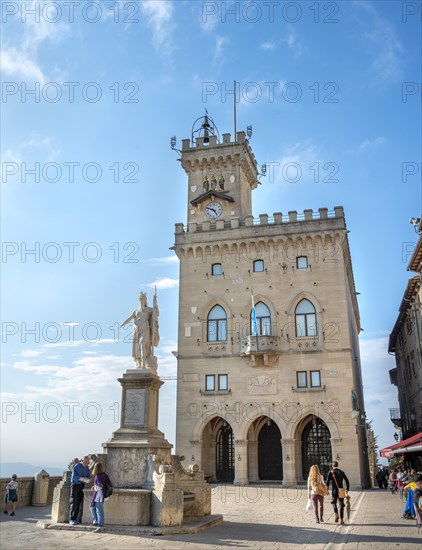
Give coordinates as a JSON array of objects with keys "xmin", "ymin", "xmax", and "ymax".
[
  {"xmin": 177, "ymin": 114, "xmax": 259, "ymax": 225},
  {"xmin": 172, "ymin": 114, "xmax": 370, "ymax": 489}
]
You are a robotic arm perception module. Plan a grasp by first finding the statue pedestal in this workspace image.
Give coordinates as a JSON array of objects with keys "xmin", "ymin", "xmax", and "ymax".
[{"xmin": 102, "ymin": 368, "xmax": 172, "ymax": 489}]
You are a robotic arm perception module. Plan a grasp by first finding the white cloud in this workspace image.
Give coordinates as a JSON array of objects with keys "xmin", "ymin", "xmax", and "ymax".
[
  {"xmin": 284, "ymin": 26, "xmax": 306, "ymax": 58},
  {"xmin": 354, "ymin": 1, "xmax": 403, "ymax": 83},
  {"xmin": 199, "ymin": 3, "xmax": 218, "ymax": 33},
  {"xmin": 260, "ymin": 41, "xmax": 276, "ymax": 51},
  {"xmin": 146, "ymin": 277, "xmax": 179, "ymax": 290},
  {"xmin": 1, "ymin": 1, "xmax": 69, "ymax": 83},
  {"xmin": 0, "ymin": 48, "xmax": 47, "ymax": 84},
  {"xmin": 1, "ymin": 134, "xmax": 61, "ymax": 183},
  {"xmin": 20, "ymin": 350, "xmax": 45, "ymax": 358},
  {"xmin": 357, "ymin": 137, "xmax": 387, "ymax": 154},
  {"xmin": 11, "ymin": 354, "xmax": 128, "ymax": 401},
  {"xmin": 213, "ymin": 35, "xmax": 229, "ymax": 67},
  {"xmin": 269, "ymin": 141, "xmax": 319, "ymax": 184},
  {"xmin": 141, "ymin": 0, "xmax": 175, "ymax": 55}
]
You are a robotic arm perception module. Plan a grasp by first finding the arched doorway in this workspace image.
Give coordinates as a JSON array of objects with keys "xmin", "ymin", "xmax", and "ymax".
[
  {"xmin": 258, "ymin": 420, "xmax": 283, "ymax": 480},
  {"xmin": 301, "ymin": 418, "xmax": 332, "ymax": 479},
  {"xmin": 216, "ymin": 423, "xmax": 234, "ymax": 481}
]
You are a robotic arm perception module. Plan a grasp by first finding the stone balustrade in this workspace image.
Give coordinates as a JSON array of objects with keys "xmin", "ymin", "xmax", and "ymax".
[{"xmin": 0, "ymin": 475, "xmax": 62, "ymax": 508}]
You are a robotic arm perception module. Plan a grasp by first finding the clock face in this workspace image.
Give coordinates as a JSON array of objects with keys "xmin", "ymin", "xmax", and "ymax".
[{"xmin": 205, "ymin": 201, "xmax": 223, "ymax": 219}]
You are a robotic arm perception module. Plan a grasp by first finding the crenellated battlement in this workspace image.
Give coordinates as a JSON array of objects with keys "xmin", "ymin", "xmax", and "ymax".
[
  {"xmin": 182, "ymin": 130, "xmax": 248, "ymax": 151},
  {"xmin": 175, "ymin": 206, "xmax": 345, "ymax": 235}
]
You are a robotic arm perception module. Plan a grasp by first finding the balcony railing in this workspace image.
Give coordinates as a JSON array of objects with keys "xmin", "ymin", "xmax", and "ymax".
[{"xmin": 240, "ymin": 335, "xmax": 279, "ymax": 356}]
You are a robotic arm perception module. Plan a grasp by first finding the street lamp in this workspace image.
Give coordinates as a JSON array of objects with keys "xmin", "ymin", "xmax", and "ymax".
[{"xmin": 393, "ymin": 433, "xmax": 399, "ymax": 442}]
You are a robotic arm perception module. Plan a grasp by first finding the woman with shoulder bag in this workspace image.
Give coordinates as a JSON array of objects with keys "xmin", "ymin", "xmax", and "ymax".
[
  {"xmin": 90, "ymin": 462, "xmax": 112, "ymax": 533},
  {"xmin": 308, "ymin": 464, "xmax": 328, "ymax": 524}
]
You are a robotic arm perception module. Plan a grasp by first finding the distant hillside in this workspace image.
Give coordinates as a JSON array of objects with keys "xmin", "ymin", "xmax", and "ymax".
[{"xmin": 0, "ymin": 462, "xmax": 65, "ymax": 478}]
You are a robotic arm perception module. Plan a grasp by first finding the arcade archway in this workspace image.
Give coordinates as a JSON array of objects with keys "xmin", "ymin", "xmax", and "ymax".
[{"xmin": 301, "ymin": 417, "xmax": 332, "ymax": 479}]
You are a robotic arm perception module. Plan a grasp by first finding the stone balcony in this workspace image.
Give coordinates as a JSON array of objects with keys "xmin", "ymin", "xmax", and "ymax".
[
  {"xmin": 240, "ymin": 335, "xmax": 279, "ymax": 367},
  {"xmin": 290, "ymin": 336, "xmax": 321, "ymax": 352}
]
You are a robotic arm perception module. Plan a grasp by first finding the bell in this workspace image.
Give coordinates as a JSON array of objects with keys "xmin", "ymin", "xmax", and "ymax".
[{"xmin": 202, "ymin": 114, "xmax": 211, "ymax": 143}]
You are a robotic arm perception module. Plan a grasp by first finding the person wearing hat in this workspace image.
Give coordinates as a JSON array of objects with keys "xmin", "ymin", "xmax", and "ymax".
[{"xmin": 3, "ymin": 474, "xmax": 18, "ymax": 516}]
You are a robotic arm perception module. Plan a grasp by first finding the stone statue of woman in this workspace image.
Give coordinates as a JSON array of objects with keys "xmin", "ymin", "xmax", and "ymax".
[{"xmin": 121, "ymin": 291, "xmax": 159, "ymax": 369}]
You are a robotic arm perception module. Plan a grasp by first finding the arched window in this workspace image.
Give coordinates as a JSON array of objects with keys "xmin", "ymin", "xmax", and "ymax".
[
  {"xmin": 251, "ymin": 301, "xmax": 271, "ymax": 335},
  {"xmin": 207, "ymin": 305, "xmax": 227, "ymax": 342},
  {"xmin": 295, "ymin": 299, "xmax": 317, "ymax": 337}
]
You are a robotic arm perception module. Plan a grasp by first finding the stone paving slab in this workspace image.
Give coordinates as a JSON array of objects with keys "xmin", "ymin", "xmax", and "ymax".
[
  {"xmin": 0, "ymin": 487, "xmax": 420, "ymax": 549},
  {"xmin": 38, "ymin": 513, "xmax": 224, "ymax": 535}
]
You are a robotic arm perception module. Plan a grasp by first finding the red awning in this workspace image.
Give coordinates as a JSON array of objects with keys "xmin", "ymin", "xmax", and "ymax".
[{"xmin": 380, "ymin": 432, "xmax": 422, "ymax": 458}]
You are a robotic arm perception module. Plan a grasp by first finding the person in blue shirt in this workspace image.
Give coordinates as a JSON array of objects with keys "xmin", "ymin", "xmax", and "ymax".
[{"xmin": 69, "ymin": 455, "xmax": 91, "ymax": 525}]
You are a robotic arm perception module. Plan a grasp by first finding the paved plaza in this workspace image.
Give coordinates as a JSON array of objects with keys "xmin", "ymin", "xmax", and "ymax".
[{"xmin": 0, "ymin": 486, "xmax": 420, "ymax": 549}]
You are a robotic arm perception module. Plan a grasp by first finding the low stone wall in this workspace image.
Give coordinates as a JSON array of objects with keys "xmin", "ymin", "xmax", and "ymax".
[{"xmin": 0, "ymin": 475, "xmax": 62, "ymax": 508}]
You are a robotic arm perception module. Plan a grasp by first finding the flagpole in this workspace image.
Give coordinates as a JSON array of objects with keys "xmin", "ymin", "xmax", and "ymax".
[
  {"xmin": 234, "ymin": 79, "xmax": 237, "ymax": 139},
  {"xmin": 152, "ymin": 286, "xmax": 157, "ymax": 358},
  {"xmin": 251, "ymin": 287, "xmax": 259, "ymax": 352}
]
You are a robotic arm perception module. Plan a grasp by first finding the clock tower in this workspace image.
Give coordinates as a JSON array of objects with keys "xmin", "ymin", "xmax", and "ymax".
[
  {"xmin": 172, "ymin": 115, "xmax": 371, "ymax": 489},
  {"xmin": 180, "ymin": 114, "xmax": 259, "ymax": 225}
]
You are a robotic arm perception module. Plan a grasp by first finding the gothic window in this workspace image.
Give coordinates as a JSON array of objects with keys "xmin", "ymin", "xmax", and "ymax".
[
  {"xmin": 253, "ymin": 260, "xmax": 264, "ymax": 272},
  {"xmin": 207, "ymin": 305, "xmax": 227, "ymax": 342},
  {"xmin": 251, "ymin": 301, "xmax": 272, "ymax": 335},
  {"xmin": 212, "ymin": 263, "xmax": 222, "ymax": 276},
  {"xmin": 297, "ymin": 256, "xmax": 308, "ymax": 269},
  {"xmin": 295, "ymin": 299, "xmax": 317, "ymax": 337}
]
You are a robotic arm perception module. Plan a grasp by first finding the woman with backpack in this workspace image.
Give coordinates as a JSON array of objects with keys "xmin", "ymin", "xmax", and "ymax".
[
  {"xmin": 90, "ymin": 462, "xmax": 112, "ymax": 533},
  {"xmin": 308, "ymin": 464, "xmax": 328, "ymax": 524}
]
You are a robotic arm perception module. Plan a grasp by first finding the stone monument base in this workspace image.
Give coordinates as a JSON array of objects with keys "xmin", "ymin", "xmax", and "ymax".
[
  {"xmin": 50, "ymin": 363, "xmax": 215, "ymax": 529},
  {"xmin": 82, "ymin": 488, "xmax": 151, "ymax": 526}
]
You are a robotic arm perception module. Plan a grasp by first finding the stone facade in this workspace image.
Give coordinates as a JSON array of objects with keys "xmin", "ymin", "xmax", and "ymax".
[
  {"xmin": 389, "ymin": 220, "xmax": 422, "ymax": 439},
  {"xmin": 174, "ymin": 127, "xmax": 370, "ymax": 488}
]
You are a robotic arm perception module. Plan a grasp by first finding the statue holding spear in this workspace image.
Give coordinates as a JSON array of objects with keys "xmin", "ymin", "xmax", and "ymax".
[{"xmin": 121, "ymin": 289, "xmax": 159, "ymax": 370}]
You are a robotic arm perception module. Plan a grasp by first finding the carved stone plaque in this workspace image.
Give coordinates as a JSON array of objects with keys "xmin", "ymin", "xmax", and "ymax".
[
  {"xmin": 124, "ymin": 388, "xmax": 146, "ymax": 427},
  {"xmin": 247, "ymin": 375, "xmax": 277, "ymax": 395},
  {"xmin": 183, "ymin": 373, "xmax": 199, "ymax": 382}
]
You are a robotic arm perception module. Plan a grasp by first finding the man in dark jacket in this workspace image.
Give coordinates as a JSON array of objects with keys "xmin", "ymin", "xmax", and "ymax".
[
  {"xmin": 326, "ymin": 461, "xmax": 350, "ymax": 524},
  {"xmin": 69, "ymin": 455, "xmax": 91, "ymax": 525}
]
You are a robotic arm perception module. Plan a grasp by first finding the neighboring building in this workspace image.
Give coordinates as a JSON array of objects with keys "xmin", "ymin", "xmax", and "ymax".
[
  {"xmin": 389, "ymin": 218, "xmax": 422, "ymax": 439},
  {"xmin": 173, "ymin": 118, "xmax": 371, "ymax": 488},
  {"xmin": 366, "ymin": 422, "xmax": 378, "ymax": 488}
]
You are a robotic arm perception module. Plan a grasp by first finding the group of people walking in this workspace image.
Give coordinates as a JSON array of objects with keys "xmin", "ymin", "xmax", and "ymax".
[
  {"xmin": 307, "ymin": 461, "xmax": 350, "ymax": 524},
  {"xmin": 69, "ymin": 455, "xmax": 112, "ymax": 533}
]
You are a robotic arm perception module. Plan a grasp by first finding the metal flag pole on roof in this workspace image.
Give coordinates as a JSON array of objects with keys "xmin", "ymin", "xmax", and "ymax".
[
  {"xmin": 234, "ymin": 80, "xmax": 237, "ymax": 139},
  {"xmin": 152, "ymin": 286, "xmax": 157, "ymax": 358}
]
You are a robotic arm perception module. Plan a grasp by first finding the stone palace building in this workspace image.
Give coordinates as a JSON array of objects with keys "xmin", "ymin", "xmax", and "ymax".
[{"xmin": 173, "ymin": 118, "xmax": 370, "ymax": 488}]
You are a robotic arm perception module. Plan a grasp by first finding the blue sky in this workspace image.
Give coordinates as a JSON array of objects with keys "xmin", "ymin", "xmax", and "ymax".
[{"xmin": 1, "ymin": 1, "xmax": 421, "ymax": 469}]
